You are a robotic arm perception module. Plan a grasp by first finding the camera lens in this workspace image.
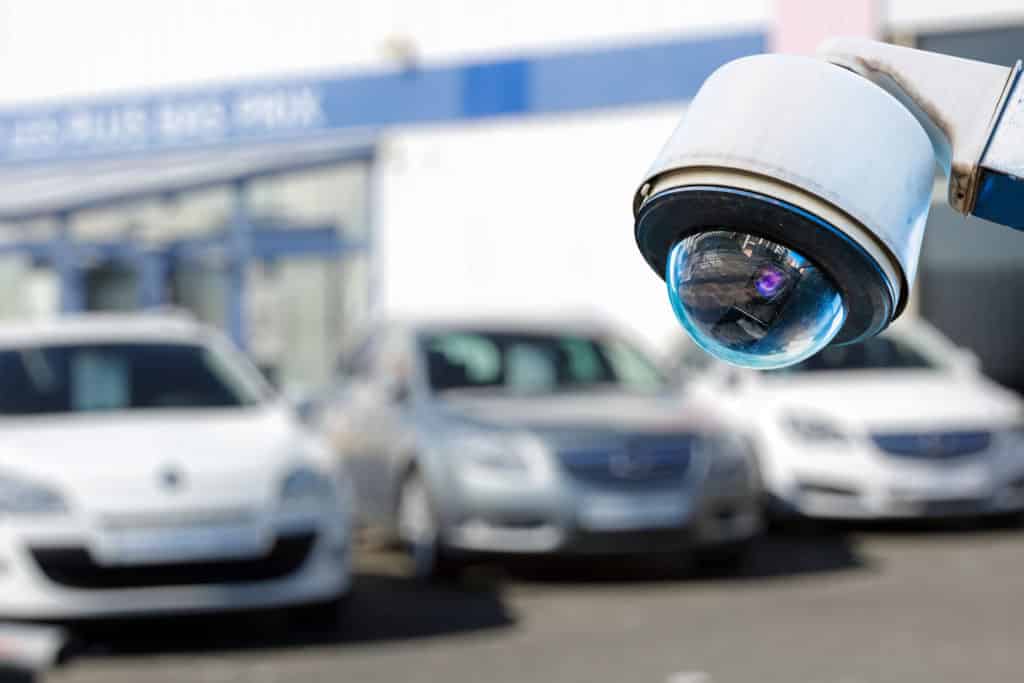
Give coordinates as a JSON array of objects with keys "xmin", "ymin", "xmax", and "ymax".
[{"xmin": 667, "ymin": 230, "xmax": 847, "ymax": 369}]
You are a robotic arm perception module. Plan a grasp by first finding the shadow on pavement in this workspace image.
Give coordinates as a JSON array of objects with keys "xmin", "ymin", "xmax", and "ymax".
[
  {"xmin": 53, "ymin": 525, "xmax": 896, "ymax": 662},
  {"xmin": 826, "ymin": 512, "xmax": 1024, "ymax": 536},
  {"xmin": 60, "ymin": 568, "xmax": 515, "ymax": 662},
  {"xmin": 487, "ymin": 530, "xmax": 871, "ymax": 584},
  {"xmin": 732, "ymin": 529, "xmax": 872, "ymax": 578},
  {"xmin": 341, "ymin": 570, "xmax": 515, "ymax": 643}
]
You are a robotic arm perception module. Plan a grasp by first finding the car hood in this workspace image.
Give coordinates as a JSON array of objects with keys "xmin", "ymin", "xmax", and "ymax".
[
  {"xmin": 762, "ymin": 371, "xmax": 1022, "ymax": 430},
  {"xmin": 0, "ymin": 406, "xmax": 299, "ymax": 514},
  {"xmin": 435, "ymin": 390, "xmax": 712, "ymax": 435}
]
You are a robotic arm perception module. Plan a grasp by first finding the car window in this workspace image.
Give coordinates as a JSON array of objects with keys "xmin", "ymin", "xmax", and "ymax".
[
  {"xmin": 602, "ymin": 338, "xmax": 666, "ymax": 388},
  {"xmin": 768, "ymin": 335, "xmax": 937, "ymax": 374},
  {"xmin": 419, "ymin": 330, "xmax": 664, "ymax": 395},
  {"xmin": 0, "ymin": 342, "xmax": 265, "ymax": 415}
]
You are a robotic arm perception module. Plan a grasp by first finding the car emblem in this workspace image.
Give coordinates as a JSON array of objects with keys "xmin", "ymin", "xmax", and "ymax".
[
  {"xmin": 160, "ymin": 467, "xmax": 185, "ymax": 491},
  {"xmin": 919, "ymin": 434, "xmax": 945, "ymax": 457},
  {"xmin": 608, "ymin": 450, "xmax": 654, "ymax": 479}
]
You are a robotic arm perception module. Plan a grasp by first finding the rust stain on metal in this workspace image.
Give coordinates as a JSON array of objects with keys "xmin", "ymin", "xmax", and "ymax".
[{"xmin": 850, "ymin": 55, "xmax": 974, "ymax": 213}]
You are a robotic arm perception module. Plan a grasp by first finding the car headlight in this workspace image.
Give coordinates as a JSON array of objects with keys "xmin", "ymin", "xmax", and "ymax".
[
  {"xmin": 450, "ymin": 430, "xmax": 555, "ymax": 484},
  {"xmin": 784, "ymin": 415, "xmax": 849, "ymax": 443},
  {"xmin": 457, "ymin": 433, "xmax": 528, "ymax": 472},
  {"xmin": 0, "ymin": 474, "xmax": 67, "ymax": 516},
  {"xmin": 280, "ymin": 466, "xmax": 333, "ymax": 506}
]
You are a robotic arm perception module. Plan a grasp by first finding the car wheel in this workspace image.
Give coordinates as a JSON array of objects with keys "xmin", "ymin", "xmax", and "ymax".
[
  {"xmin": 289, "ymin": 592, "xmax": 350, "ymax": 631},
  {"xmin": 397, "ymin": 470, "xmax": 461, "ymax": 581}
]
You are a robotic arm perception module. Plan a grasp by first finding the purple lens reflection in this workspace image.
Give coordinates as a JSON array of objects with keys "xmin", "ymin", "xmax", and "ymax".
[{"xmin": 755, "ymin": 267, "xmax": 786, "ymax": 298}]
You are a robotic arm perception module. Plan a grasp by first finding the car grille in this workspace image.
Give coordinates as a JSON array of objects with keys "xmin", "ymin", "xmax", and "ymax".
[
  {"xmin": 559, "ymin": 434, "xmax": 695, "ymax": 486},
  {"xmin": 870, "ymin": 430, "xmax": 992, "ymax": 459},
  {"xmin": 30, "ymin": 532, "xmax": 316, "ymax": 589}
]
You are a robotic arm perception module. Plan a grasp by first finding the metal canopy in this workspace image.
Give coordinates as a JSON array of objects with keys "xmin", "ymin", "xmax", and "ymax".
[{"xmin": 0, "ymin": 133, "xmax": 375, "ymax": 222}]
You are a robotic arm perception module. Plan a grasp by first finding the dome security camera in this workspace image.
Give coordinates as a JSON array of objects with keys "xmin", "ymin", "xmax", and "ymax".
[{"xmin": 634, "ymin": 39, "xmax": 1024, "ymax": 370}]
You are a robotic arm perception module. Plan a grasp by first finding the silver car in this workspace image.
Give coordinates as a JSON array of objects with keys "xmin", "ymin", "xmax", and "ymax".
[{"xmin": 322, "ymin": 320, "xmax": 761, "ymax": 578}]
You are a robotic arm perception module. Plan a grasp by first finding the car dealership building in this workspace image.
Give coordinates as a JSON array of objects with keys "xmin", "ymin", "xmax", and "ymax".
[{"xmin": 0, "ymin": 0, "xmax": 1022, "ymax": 389}]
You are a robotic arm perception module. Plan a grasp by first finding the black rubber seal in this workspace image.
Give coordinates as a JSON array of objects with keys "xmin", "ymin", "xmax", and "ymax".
[{"xmin": 635, "ymin": 185, "xmax": 895, "ymax": 346}]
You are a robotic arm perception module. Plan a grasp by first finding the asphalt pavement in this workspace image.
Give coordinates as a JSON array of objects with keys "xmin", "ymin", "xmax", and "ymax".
[{"xmin": 47, "ymin": 521, "xmax": 1024, "ymax": 683}]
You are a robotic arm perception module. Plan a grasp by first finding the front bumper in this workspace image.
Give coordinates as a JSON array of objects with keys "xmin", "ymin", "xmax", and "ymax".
[
  {"xmin": 780, "ymin": 480, "xmax": 1024, "ymax": 521},
  {"xmin": 765, "ymin": 440, "xmax": 1024, "ymax": 521},
  {"xmin": 438, "ymin": 469, "xmax": 761, "ymax": 556},
  {"xmin": 0, "ymin": 514, "xmax": 352, "ymax": 620}
]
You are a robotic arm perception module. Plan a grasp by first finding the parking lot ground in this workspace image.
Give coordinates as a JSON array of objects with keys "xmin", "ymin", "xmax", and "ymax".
[{"xmin": 49, "ymin": 522, "xmax": 1024, "ymax": 683}]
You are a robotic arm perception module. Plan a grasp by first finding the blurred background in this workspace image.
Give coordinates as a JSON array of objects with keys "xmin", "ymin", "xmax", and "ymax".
[
  {"xmin": 1, "ymin": 2, "xmax": 1024, "ymax": 682},
  {"xmin": 0, "ymin": 0, "xmax": 1020, "ymax": 393}
]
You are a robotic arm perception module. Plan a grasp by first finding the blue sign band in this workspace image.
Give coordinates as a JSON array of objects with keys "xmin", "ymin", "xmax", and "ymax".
[{"xmin": 0, "ymin": 31, "xmax": 764, "ymax": 165}]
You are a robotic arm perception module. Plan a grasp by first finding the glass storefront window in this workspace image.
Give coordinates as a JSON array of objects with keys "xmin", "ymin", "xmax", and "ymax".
[
  {"xmin": 338, "ymin": 251, "xmax": 370, "ymax": 349},
  {"xmin": 172, "ymin": 260, "xmax": 228, "ymax": 329},
  {"xmin": 65, "ymin": 184, "xmax": 236, "ymax": 328},
  {"xmin": 243, "ymin": 161, "xmax": 371, "ymax": 240},
  {"xmin": 0, "ymin": 157, "xmax": 372, "ymax": 392},
  {"xmin": 0, "ymin": 219, "xmax": 60, "ymax": 319},
  {"xmin": 69, "ymin": 185, "xmax": 234, "ymax": 244},
  {"xmin": 0, "ymin": 217, "xmax": 60, "ymax": 244},
  {"xmin": 245, "ymin": 250, "xmax": 369, "ymax": 391}
]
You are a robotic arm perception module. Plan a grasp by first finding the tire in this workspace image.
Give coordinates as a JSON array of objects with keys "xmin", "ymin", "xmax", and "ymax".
[
  {"xmin": 289, "ymin": 592, "xmax": 350, "ymax": 631},
  {"xmin": 396, "ymin": 470, "xmax": 463, "ymax": 581}
]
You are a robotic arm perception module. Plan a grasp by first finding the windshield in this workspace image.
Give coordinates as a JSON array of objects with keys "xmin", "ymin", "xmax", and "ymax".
[
  {"xmin": 0, "ymin": 342, "xmax": 267, "ymax": 415},
  {"xmin": 418, "ymin": 330, "xmax": 664, "ymax": 395},
  {"xmin": 768, "ymin": 335, "xmax": 938, "ymax": 374}
]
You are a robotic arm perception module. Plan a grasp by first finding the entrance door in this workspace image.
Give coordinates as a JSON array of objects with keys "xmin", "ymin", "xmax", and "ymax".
[
  {"xmin": 62, "ymin": 241, "xmax": 164, "ymax": 314},
  {"xmin": 167, "ymin": 238, "xmax": 231, "ymax": 332},
  {"xmin": 14, "ymin": 219, "xmax": 363, "ymax": 391},
  {"xmin": 83, "ymin": 262, "xmax": 139, "ymax": 311}
]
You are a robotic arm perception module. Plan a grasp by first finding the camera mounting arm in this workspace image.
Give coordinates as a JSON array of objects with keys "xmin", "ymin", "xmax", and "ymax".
[{"xmin": 819, "ymin": 38, "xmax": 1024, "ymax": 229}]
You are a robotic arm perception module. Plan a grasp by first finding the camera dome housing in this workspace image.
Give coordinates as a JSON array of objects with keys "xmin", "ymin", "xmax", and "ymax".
[
  {"xmin": 667, "ymin": 230, "xmax": 848, "ymax": 369},
  {"xmin": 634, "ymin": 54, "xmax": 936, "ymax": 360}
]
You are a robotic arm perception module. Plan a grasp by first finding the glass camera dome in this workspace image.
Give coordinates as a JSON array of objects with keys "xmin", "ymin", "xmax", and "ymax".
[{"xmin": 667, "ymin": 230, "xmax": 847, "ymax": 370}]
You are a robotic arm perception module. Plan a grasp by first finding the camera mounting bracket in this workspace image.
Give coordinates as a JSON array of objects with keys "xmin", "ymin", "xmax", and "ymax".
[{"xmin": 821, "ymin": 37, "xmax": 1023, "ymax": 228}]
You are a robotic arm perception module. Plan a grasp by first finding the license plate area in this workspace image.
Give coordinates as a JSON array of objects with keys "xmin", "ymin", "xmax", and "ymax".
[
  {"xmin": 891, "ymin": 463, "xmax": 991, "ymax": 502},
  {"xmin": 578, "ymin": 493, "xmax": 687, "ymax": 531}
]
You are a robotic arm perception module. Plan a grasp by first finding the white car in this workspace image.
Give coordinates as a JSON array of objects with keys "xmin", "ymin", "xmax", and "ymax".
[
  {"xmin": 677, "ymin": 321, "xmax": 1024, "ymax": 520},
  {"xmin": 0, "ymin": 313, "xmax": 352, "ymax": 621}
]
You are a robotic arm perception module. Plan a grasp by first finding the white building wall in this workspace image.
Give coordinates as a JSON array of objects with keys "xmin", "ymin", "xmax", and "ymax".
[
  {"xmin": 0, "ymin": 0, "xmax": 1019, "ymax": 107},
  {"xmin": 377, "ymin": 104, "xmax": 686, "ymax": 352},
  {"xmin": 0, "ymin": 0, "xmax": 1021, "ymax": 355},
  {"xmin": 0, "ymin": 0, "xmax": 768, "ymax": 106}
]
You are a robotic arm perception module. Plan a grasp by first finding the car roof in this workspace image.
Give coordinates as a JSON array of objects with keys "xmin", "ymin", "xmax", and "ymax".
[
  {"xmin": 673, "ymin": 317, "xmax": 953, "ymax": 358},
  {"xmin": 0, "ymin": 311, "xmax": 214, "ymax": 348},
  {"xmin": 387, "ymin": 315, "xmax": 623, "ymax": 339}
]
